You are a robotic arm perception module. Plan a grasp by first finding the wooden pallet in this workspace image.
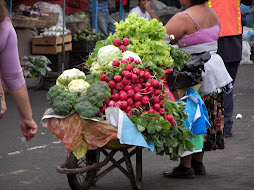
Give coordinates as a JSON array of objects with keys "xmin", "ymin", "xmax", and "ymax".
[{"xmin": 32, "ymin": 35, "xmax": 72, "ymax": 54}]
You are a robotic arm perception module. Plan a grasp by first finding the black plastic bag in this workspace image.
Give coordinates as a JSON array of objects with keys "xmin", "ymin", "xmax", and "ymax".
[{"xmin": 167, "ymin": 52, "xmax": 211, "ymax": 90}]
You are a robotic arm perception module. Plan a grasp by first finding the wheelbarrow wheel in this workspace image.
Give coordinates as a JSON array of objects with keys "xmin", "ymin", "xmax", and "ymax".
[{"xmin": 66, "ymin": 150, "xmax": 99, "ymax": 190}]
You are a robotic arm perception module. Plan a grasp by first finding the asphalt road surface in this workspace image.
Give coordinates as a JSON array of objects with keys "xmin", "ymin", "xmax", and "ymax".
[{"xmin": 0, "ymin": 64, "xmax": 254, "ymax": 190}]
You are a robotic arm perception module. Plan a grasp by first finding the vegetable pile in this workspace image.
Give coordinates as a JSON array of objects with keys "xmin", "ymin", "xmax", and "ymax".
[{"xmin": 46, "ymin": 13, "xmax": 194, "ymax": 161}]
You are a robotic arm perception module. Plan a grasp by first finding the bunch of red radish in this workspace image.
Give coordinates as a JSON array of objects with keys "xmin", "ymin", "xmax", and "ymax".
[
  {"xmin": 99, "ymin": 57, "xmax": 175, "ymax": 126},
  {"xmin": 113, "ymin": 37, "xmax": 130, "ymax": 52}
]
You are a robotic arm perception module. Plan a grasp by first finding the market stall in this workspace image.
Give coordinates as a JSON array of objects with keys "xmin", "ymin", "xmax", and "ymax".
[{"xmin": 40, "ymin": 13, "xmax": 199, "ymax": 189}]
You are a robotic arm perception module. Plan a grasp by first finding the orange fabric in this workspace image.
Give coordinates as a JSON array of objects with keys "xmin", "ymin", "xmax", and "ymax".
[
  {"xmin": 208, "ymin": 0, "xmax": 242, "ymax": 37},
  {"xmin": 43, "ymin": 113, "xmax": 118, "ymax": 151}
]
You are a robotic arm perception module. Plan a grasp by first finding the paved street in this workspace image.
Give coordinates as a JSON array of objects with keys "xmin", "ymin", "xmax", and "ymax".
[{"xmin": 0, "ymin": 64, "xmax": 254, "ymax": 190}]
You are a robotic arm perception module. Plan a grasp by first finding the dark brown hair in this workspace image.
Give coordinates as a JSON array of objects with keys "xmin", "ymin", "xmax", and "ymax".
[{"xmin": 0, "ymin": 0, "xmax": 9, "ymax": 23}]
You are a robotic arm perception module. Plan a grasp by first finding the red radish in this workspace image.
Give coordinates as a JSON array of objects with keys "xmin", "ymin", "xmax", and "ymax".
[
  {"xmin": 143, "ymin": 71, "xmax": 151, "ymax": 79},
  {"xmin": 127, "ymin": 89, "xmax": 135, "ymax": 98},
  {"xmin": 124, "ymin": 85, "xmax": 132, "ymax": 92},
  {"xmin": 145, "ymin": 81, "xmax": 152, "ymax": 89},
  {"xmin": 141, "ymin": 96, "xmax": 149, "ymax": 105},
  {"xmin": 101, "ymin": 104, "xmax": 107, "ymax": 112},
  {"xmin": 152, "ymin": 96, "xmax": 160, "ymax": 104},
  {"xmin": 119, "ymin": 45, "xmax": 126, "ymax": 52},
  {"xmin": 159, "ymin": 100, "xmax": 166, "ymax": 106},
  {"xmin": 104, "ymin": 99, "xmax": 111, "ymax": 105},
  {"xmin": 131, "ymin": 74, "xmax": 139, "ymax": 83},
  {"xmin": 108, "ymin": 80, "xmax": 116, "ymax": 89},
  {"xmin": 122, "ymin": 70, "xmax": 127, "ymax": 76},
  {"xmin": 154, "ymin": 111, "xmax": 159, "ymax": 115},
  {"xmin": 120, "ymin": 91, "xmax": 128, "ymax": 101},
  {"xmin": 132, "ymin": 68, "xmax": 140, "ymax": 75},
  {"xmin": 159, "ymin": 108, "xmax": 165, "ymax": 115},
  {"xmin": 115, "ymin": 104, "xmax": 121, "ymax": 109},
  {"xmin": 151, "ymin": 79, "xmax": 159, "ymax": 88},
  {"xmin": 170, "ymin": 119, "xmax": 175, "ymax": 126},
  {"xmin": 157, "ymin": 82, "xmax": 163, "ymax": 89},
  {"xmin": 125, "ymin": 71, "xmax": 132, "ymax": 79},
  {"xmin": 100, "ymin": 73, "xmax": 108, "ymax": 81},
  {"xmin": 122, "ymin": 38, "xmax": 130, "ymax": 46},
  {"xmin": 134, "ymin": 101, "xmax": 142, "ymax": 108},
  {"xmin": 136, "ymin": 83, "xmax": 142, "ymax": 89},
  {"xmin": 126, "ymin": 105, "xmax": 132, "ymax": 113},
  {"xmin": 125, "ymin": 64, "xmax": 133, "ymax": 71},
  {"xmin": 139, "ymin": 78, "xmax": 145, "ymax": 84},
  {"xmin": 122, "ymin": 77, "xmax": 130, "ymax": 86},
  {"xmin": 164, "ymin": 68, "xmax": 173, "ymax": 74},
  {"xmin": 133, "ymin": 86, "xmax": 140, "ymax": 93},
  {"xmin": 140, "ymin": 89, "xmax": 147, "ymax": 94},
  {"xmin": 119, "ymin": 90, "xmax": 125, "ymax": 94},
  {"xmin": 129, "ymin": 57, "xmax": 134, "ymax": 62},
  {"xmin": 126, "ymin": 112, "xmax": 132, "ymax": 117},
  {"xmin": 154, "ymin": 89, "xmax": 161, "ymax": 96},
  {"xmin": 112, "ymin": 59, "xmax": 120, "ymax": 67},
  {"xmin": 147, "ymin": 87, "xmax": 154, "ymax": 96},
  {"xmin": 139, "ymin": 70, "xmax": 145, "ymax": 78},
  {"xmin": 134, "ymin": 59, "xmax": 141, "ymax": 65},
  {"xmin": 134, "ymin": 93, "xmax": 142, "ymax": 101},
  {"xmin": 108, "ymin": 100, "xmax": 116, "ymax": 107},
  {"xmin": 144, "ymin": 68, "xmax": 149, "ymax": 72},
  {"xmin": 113, "ymin": 38, "xmax": 122, "ymax": 47},
  {"xmin": 114, "ymin": 75, "xmax": 122, "ymax": 83},
  {"xmin": 115, "ymin": 82, "xmax": 124, "ymax": 90},
  {"xmin": 120, "ymin": 101, "xmax": 128, "ymax": 110},
  {"xmin": 159, "ymin": 93, "xmax": 164, "ymax": 100},
  {"xmin": 148, "ymin": 107, "xmax": 155, "ymax": 114},
  {"xmin": 121, "ymin": 59, "xmax": 129, "ymax": 64},
  {"xmin": 97, "ymin": 111, "xmax": 102, "ymax": 117},
  {"xmin": 111, "ymin": 88, "xmax": 117, "ymax": 94},
  {"xmin": 153, "ymin": 103, "xmax": 160, "ymax": 111},
  {"xmin": 164, "ymin": 114, "xmax": 174, "ymax": 121},
  {"xmin": 112, "ymin": 93, "xmax": 120, "ymax": 101},
  {"xmin": 126, "ymin": 98, "xmax": 134, "ymax": 106}
]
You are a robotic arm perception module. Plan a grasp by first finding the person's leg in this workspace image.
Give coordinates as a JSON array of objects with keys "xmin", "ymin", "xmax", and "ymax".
[
  {"xmin": 223, "ymin": 61, "xmax": 240, "ymax": 135},
  {"xmin": 192, "ymin": 151, "xmax": 206, "ymax": 175},
  {"xmin": 97, "ymin": 11, "xmax": 109, "ymax": 36}
]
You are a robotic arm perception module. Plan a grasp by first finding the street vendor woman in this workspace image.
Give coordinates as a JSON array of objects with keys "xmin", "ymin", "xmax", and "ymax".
[
  {"xmin": 163, "ymin": 0, "xmax": 232, "ymax": 179},
  {"xmin": 0, "ymin": 0, "xmax": 38, "ymax": 141}
]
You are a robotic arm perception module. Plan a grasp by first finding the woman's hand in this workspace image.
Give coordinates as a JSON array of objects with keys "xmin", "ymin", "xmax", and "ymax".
[
  {"xmin": 20, "ymin": 118, "xmax": 38, "ymax": 141},
  {"xmin": 0, "ymin": 93, "xmax": 7, "ymax": 119}
]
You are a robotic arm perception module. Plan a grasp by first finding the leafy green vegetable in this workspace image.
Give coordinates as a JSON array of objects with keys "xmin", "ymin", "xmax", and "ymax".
[{"xmin": 169, "ymin": 45, "xmax": 191, "ymax": 71}]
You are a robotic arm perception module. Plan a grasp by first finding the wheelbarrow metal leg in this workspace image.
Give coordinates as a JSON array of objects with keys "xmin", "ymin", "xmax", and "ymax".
[{"xmin": 136, "ymin": 147, "xmax": 142, "ymax": 184}]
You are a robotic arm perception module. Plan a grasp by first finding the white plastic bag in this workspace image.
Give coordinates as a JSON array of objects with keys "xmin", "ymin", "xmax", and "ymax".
[{"xmin": 241, "ymin": 40, "xmax": 253, "ymax": 65}]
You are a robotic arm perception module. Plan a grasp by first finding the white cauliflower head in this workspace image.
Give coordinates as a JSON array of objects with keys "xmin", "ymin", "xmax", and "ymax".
[
  {"xmin": 56, "ymin": 68, "xmax": 86, "ymax": 87},
  {"xmin": 90, "ymin": 61, "xmax": 102, "ymax": 74},
  {"xmin": 68, "ymin": 79, "xmax": 90, "ymax": 95}
]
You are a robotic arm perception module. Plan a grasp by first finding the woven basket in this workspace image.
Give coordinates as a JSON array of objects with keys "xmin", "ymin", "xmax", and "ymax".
[
  {"xmin": 12, "ymin": 16, "xmax": 38, "ymax": 28},
  {"xmin": 35, "ymin": 20, "xmax": 46, "ymax": 29},
  {"xmin": 39, "ymin": 12, "xmax": 59, "ymax": 28}
]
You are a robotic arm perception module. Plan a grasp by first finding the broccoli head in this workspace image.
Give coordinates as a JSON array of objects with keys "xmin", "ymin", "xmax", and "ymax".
[
  {"xmin": 85, "ymin": 81, "xmax": 111, "ymax": 107},
  {"xmin": 74, "ymin": 100, "xmax": 100, "ymax": 118},
  {"xmin": 52, "ymin": 91, "xmax": 78, "ymax": 116},
  {"xmin": 46, "ymin": 85, "xmax": 65, "ymax": 107}
]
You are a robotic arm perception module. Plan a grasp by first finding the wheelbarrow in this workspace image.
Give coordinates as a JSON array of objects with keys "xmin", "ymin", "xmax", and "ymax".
[{"xmin": 56, "ymin": 144, "xmax": 143, "ymax": 190}]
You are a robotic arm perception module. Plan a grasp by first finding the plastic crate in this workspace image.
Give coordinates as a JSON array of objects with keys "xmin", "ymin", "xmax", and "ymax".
[
  {"xmin": 72, "ymin": 40, "xmax": 86, "ymax": 53},
  {"xmin": 85, "ymin": 38, "xmax": 99, "ymax": 54}
]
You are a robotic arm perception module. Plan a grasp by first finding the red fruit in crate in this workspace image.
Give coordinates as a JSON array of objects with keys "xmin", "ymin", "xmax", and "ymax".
[
  {"xmin": 152, "ymin": 96, "xmax": 160, "ymax": 104},
  {"xmin": 145, "ymin": 81, "xmax": 152, "ymax": 89},
  {"xmin": 147, "ymin": 87, "xmax": 155, "ymax": 96},
  {"xmin": 153, "ymin": 103, "xmax": 161, "ymax": 111},
  {"xmin": 108, "ymin": 80, "xmax": 116, "ymax": 89},
  {"xmin": 112, "ymin": 93, "xmax": 120, "ymax": 101},
  {"xmin": 139, "ymin": 70, "xmax": 145, "ymax": 78},
  {"xmin": 134, "ymin": 93, "xmax": 142, "ymax": 101},
  {"xmin": 113, "ymin": 38, "xmax": 122, "ymax": 47},
  {"xmin": 143, "ymin": 71, "xmax": 151, "ymax": 79},
  {"xmin": 157, "ymin": 82, "xmax": 163, "ymax": 89},
  {"xmin": 159, "ymin": 108, "xmax": 165, "ymax": 116},
  {"xmin": 119, "ymin": 45, "xmax": 127, "ymax": 52},
  {"xmin": 122, "ymin": 38, "xmax": 130, "ymax": 46},
  {"xmin": 100, "ymin": 73, "xmax": 108, "ymax": 81},
  {"xmin": 131, "ymin": 74, "xmax": 139, "ymax": 83},
  {"xmin": 154, "ymin": 89, "xmax": 161, "ymax": 96},
  {"xmin": 125, "ymin": 64, "xmax": 133, "ymax": 72},
  {"xmin": 120, "ymin": 91, "xmax": 128, "ymax": 101},
  {"xmin": 126, "ymin": 98, "xmax": 134, "ymax": 106},
  {"xmin": 151, "ymin": 79, "xmax": 159, "ymax": 88},
  {"xmin": 127, "ymin": 89, "xmax": 135, "ymax": 98},
  {"xmin": 159, "ymin": 93, "xmax": 164, "ymax": 100},
  {"xmin": 134, "ymin": 59, "xmax": 141, "ymax": 65},
  {"xmin": 136, "ymin": 83, "xmax": 142, "ymax": 89},
  {"xmin": 139, "ymin": 78, "xmax": 145, "ymax": 84},
  {"xmin": 114, "ymin": 75, "xmax": 122, "ymax": 83},
  {"xmin": 112, "ymin": 59, "xmax": 120, "ymax": 67},
  {"xmin": 141, "ymin": 96, "xmax": 149, "ymax": 105}
]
